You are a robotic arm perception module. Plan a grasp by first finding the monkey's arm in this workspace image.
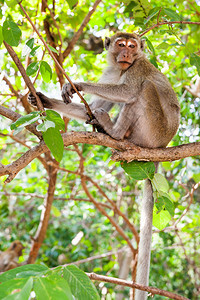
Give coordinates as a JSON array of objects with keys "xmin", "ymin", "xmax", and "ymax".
[{"xmin": 62, "ymin": 82, "xmax": 138, "ymax": 104}]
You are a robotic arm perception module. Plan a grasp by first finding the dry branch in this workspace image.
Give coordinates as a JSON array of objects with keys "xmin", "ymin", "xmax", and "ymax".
[{"xmin": 86, "ymin": 273, "xmax": 190, "ymax": 300}]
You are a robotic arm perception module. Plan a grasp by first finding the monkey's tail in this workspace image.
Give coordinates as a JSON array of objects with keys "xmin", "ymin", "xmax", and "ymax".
[{"xmin": 135, "ymin": 179, "xmax": 154, "ymax": 300}]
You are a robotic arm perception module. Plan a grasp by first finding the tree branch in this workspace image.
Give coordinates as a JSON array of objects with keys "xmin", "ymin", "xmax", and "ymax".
[
  {"xmin": 0, "ymin": 130, "xmax": 199, "ymax": 183},
  {"xmin": 86, "ymin": 272, "xmax": 190, "ymax": 300}
]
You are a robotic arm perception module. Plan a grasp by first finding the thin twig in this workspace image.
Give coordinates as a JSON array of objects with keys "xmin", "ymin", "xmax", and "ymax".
[
  {"xmin": 140, "ymin": 21, "xmax": 200, "ymax": 37},
  {"xmin": 18, "ymin": 2, "xmax": 93, "ymax": 119},
  {"xmin": 86, "ymin": 272, "xmax": 190, "ymax": 300}
]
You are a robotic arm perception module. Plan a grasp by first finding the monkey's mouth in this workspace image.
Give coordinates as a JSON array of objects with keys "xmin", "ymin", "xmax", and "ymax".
[{"xmin": 118, "ymin": 61, "xmax": 132, "ymax": 65}]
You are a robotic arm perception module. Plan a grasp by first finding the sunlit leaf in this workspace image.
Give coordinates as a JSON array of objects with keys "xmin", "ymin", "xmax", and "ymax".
[
  {"xmin": 40, "ymin": 61, "xmax": 52, "ymax": 83},
  {"xmin": 43, "ymin": 127, "xmax": 64, "ymax": 162},
  {"xmin": 46, "ymin": 110, "xmax": 65, "ymax": 131},
  {"xmin": 2, "ymin": 20, "xmax": 22, "ymax": 47},
  {"xmin": 10, "ymin": 112, "xmax": 40, "ymax": 130},
  {"xmin": 63, "ymin": 265, "xmax": 100, "ymax": 300},
  {"xmin": 152, "ymin": 173, "xmax": 169, "ymax": 193},
  {"xmin": 26, "ymin": 62, "xmax": 39, "ymax": 76},
  {"xmin": 153, "ymin": 206, "xmax": 171, "ymax": 230}
]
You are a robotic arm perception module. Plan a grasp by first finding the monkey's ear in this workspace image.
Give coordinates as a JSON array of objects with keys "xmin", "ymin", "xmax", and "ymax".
[
  {"xmin": 141, "ymin": 39, "xmax": 145, "ymax": 51},
  {"xmin": 104, "ymin": 37, "xmax": 111, "ymax": 50}
]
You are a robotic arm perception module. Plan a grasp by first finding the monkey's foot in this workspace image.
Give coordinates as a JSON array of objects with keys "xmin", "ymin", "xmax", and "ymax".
[
  {"xmin": 91, "ymin": 108, "xmax": 113, "ymax": 135},
  {"xmin": 28, "ymin": 92, "xmax": 53, "ymax": 109}
]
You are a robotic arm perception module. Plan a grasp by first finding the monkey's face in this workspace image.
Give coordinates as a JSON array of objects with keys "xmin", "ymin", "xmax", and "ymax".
[{"xmin": 114, "ymin": 38, "xmax": 139, "ymax": 70}]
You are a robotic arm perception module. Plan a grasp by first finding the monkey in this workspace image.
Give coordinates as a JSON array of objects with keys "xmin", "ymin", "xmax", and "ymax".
[
  {"xmin": 0, "ymin": 240, "xmax": 24, "ymax": 272},
  {"xmin": 28, "ymin": 32, "xmax": 180, "ymax": 299}
]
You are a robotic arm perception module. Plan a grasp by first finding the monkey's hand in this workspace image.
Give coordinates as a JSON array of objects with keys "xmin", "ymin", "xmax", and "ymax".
[
  {"xmin": 28, "ymin": 92, "xmax": 53, "ymax": 109},
  {"xmin": 61, "ymin": 83, "xmax": 82, "ymax": 104}
]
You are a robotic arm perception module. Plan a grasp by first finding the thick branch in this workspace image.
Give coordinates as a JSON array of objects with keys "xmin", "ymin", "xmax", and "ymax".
[
  {"xmin": 0, "ymin": 131, "xmax": 199, "ymax": 183},
  {"xmin": 86, "ymin": 273, "xmax": 190, "ymax": 300}
]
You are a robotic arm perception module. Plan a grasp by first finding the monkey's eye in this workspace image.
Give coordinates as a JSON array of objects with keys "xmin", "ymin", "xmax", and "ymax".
[
  {"xmin": 118, "ymin": 43, "xmax": 125, "ymax": 47},
  {"xmin": 129, "ymin": 44, "xmax": 135, "ymax": 48}
]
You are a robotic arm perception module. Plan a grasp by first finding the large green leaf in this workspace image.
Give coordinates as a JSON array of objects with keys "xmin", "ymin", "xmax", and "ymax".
[
  {"xmin": 0, "ymin": 278, "xmax": 28, "ymax": 298},
  {"xmin": 0, "ymin": 265, "xmax": 49, "ymax": 283},
  {"xmin": 63, "ymin": 265, "xmax": 100, "ymax": 300},
  {"xmin": 2, "ymin": 20, "xmax": 21, "ymax": 47},
  {"xmin": 121, "ymin": 161, "xmax": 155, "ymax": 180},
  {"xmin": 43, "ymin": 127, "xmax": 64, "ymax": 162},
  {"xmin": 3, "ymin": 277, "xmax": 33, "ymax": 300},
  {"xmin": 34, "ymin": 275, "xmax": 73, "ymax": 300}
]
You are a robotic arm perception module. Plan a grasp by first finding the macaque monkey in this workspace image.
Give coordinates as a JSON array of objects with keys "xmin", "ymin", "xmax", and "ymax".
[
  {"xmin": 28, "ymin": 32, "xmax": 180, "ymax": 299},
  {"xmin": 0, "ymin": 240, "xmax": 24, "ymax": 272}
]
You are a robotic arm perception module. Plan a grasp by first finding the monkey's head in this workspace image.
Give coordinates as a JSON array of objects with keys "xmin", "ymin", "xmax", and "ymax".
[
  {"xmin": 105, "ymin": 32, "xmax": 145, "ymax": 70},
  {"xmin": 9, "ymin": 240, "xmax": 24, "ymax": 256}
]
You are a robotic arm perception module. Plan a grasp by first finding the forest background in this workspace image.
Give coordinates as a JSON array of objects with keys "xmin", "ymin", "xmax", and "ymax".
[{"xmin": 0, "ymin": 0, "xmax": 200, "ymax": 299}]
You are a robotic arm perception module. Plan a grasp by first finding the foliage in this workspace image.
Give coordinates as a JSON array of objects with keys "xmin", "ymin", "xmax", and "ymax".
[
  {"xmin": 0, "ymin": 264, "xmax": 100, "ymax": 300},
  {"xmin": 0, "ymin": 0, "xmax": 200, "ymax": 299}
]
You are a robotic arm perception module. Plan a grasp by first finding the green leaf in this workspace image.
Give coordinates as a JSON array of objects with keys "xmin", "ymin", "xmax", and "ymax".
[
  {"xmin": 46, "ymin": 110, "xmax": 65, "ymax": 131},
  {"xmin": 66, "ymin": 0, "xmax": 78, "ymax": 9},
  {"xmin": 153, "ymin": 206, "xmax": 171, "ymax": 230},
  {"xmin": 144, "ymin": 7, "xmax": 161, "ymax": 24},
  {"xmin": 4, "ymin": 277, "xmax": 33, "ymax": 300},
  {"xmin": 145, "ymin": 38, "xmax": 155, "ymax": 55},
  {"xmin": 163, "ymin": 8, "xmax": 181, "ymax": 21},
  {"xmin": 40, "ymin": 61, "xmax": 52, "ymax": 83},
  {"xmin": 0, "ymin": 278, "xmax": 28, "ymax": 298},
  {"xmin": 121, "ymin": 161, "xmax": 155, "ymax": 180},
  {"xmin": 5, "ymin": 0, "xmax": 17, "ymax": 7},
  {"xmin": 124, "ymin": 1, "xmax": 138, "ymax": 13},
  {"xmin": 37, "ymin": 120, "xmax": 55, "ymax": 132},
  {"xmin": 190, "ymin": 53, "xmax": 200, "ymax": 76},
  {"xmin": 43, "ymin": 127, "xmax": 64, "ymax": 162},
  {"xmin": 10, "ymin": 111, "xmax": 40, "ymax": 130},
  {"xmin": 2, "ymin": 20, "xmax": 22, "ymax": 47},
  {"xmin": 0, "ymin": 265, "xmax": 49, "ymax": 283},
  {"xmin": 52, "ymin": 205, "xmax": 61, "ymax": 217},
  {"xmin": 155, "ymin": 194, "xmax": 174, "ymax": 216},
  {"xmin": 0, "ymin": 26, "xmax": 3, "ymax": 47},
  {"xmin": 63, "ymin": 265, "xmax": 100, "ymax": 300},
  {"xmin": 22, "ymin": 38, "xmax": 34, "ymax": 56},
  {"xmin": 30, "ymin": 45, "xmax": 40, "ymax": 57},
  {"xmin": 26, "ymin": 62, "xmax": 39, "ymax": 76},
  {"xmin": 156, "ymin": 42, "xmax": 170, "ymax": 50},
  {"xmin": 34, "ymin": 274, "xmax": 73, "ymax": 300},
  {"xmin": 152, "ymin": 173, "xmax": 169, "ymax": 193},
  {"xmin": 48, "ymin": 45, "xmax": 59, "ymax": 55}
]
